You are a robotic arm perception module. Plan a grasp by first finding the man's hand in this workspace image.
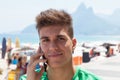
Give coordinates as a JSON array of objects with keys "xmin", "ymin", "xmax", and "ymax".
[{"xmin": 27, "ymin": 47, "xmax": 47, "ymax": 80}]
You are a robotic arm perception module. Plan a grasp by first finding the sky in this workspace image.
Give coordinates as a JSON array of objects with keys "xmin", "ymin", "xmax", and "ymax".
[{"xmin": 0, "ymin": 0, "xmax": 120, "ymax": 33}]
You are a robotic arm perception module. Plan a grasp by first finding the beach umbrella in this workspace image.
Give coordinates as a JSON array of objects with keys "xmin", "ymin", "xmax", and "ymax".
[
  {"xmin": 101, "ymin": 43, "xmax": 116, "ymax": 47},
  {"xmin": 1, "ymin": 37, "xmax": 7, "ymax": 59},
  {"xmin": 7, "ymin": 38, "xmax": 12, "ymax": 49},
  {"xmin": 20, "ymin": 46, "xmax": 35, "ymax": 51},
  {"xmin": 15, "ymin": 37, "xmax": 20, "ymax": 48},
  {"xmin": 19, "ymin": 46, "xmax": 36, "ymax": 56}
]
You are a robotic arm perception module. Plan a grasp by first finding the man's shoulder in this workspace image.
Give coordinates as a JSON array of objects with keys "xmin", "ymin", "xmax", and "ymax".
[
  {"xmin": 73, "ymin": 67, "xmax": 101, "ymax": 80},
  {"xmin": 19, "ymin": 72, "xmax": 47, "ymax": 80},
  {"xmin": 19, "ymin": 74, "xmax": 27, "ymax": 80}
]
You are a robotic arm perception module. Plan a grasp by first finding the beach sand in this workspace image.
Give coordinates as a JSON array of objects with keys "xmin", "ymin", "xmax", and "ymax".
[
  {"xmin": 0, "ymin": 43, "xmax": 120, "ymax": 80},
  {"xmin": 79, "ymin": 53, "xmax": 120, "ymax": 80}
]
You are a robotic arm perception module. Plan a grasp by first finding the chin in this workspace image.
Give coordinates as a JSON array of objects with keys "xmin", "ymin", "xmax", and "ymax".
[
  {"xmin": 48, "ymin": 62, "xmax": 64, "ymax": 68},
  {"xmin": 49, "ymin": 63, "xmax": 60, "ymax": 67}
]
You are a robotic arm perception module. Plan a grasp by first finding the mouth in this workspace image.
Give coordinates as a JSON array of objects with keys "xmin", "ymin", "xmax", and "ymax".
[{"xmin": 48, "ymin": 52, "xmax": 63, "ymax": 57}]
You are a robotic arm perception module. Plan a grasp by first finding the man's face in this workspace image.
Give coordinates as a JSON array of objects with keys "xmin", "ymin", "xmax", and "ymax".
[{"xmin": 39, "ymin": 25, "xmax": 76, "ymax": 68}]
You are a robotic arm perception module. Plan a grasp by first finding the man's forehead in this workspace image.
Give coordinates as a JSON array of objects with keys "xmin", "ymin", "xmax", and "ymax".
[
  {"xmin": 40, "ymin": 34, "xmax": 67, "ymax": 39},
  {"xmin": 40, "ymin": 26, "xmax": 68, "ymax": 35}
]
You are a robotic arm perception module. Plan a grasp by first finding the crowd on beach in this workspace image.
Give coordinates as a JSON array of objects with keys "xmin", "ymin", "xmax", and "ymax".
[
  {"xmin": 0, "ymin": 37, "xmax": 120, "ymax": 80},
  {"xmin": 0, "ymin": 48, "xmax": 37, "ymax": 80},
  {"xmin": 0, "ymin": 37, "xmax": 38, "ymax": 80}
]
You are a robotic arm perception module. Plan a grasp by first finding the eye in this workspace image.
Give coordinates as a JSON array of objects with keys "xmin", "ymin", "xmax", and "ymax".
[
  {"xmin": 42, "ymin": 38, "xmax": 49, "ymax": 42},
  {"xmin": 58, "ymin": 37, "xmax": 65, "ymax": 41}
]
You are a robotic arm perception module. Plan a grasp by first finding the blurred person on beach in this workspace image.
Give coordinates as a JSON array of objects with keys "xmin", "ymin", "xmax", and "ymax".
[
  {"xmin": 20, "ymin": 9, "xmax": 101, "ymax": 80},
  {"xmin": 89, "ymin": 47, "xmax": 96, "ymax": 58},
  {"xmin": 7, "ymin": 50, "xmax": 21, "ymax": 69},
  {"xmin": 11, "ymin": 52, "xmax": 19, "ymax": 65},
  {"xmin": 7, "ymin": 48, "xmax": 12, "ymax": 68},
  {"xmin": 15, "ymin": 54, "xmax": 28, "ymax": 80},
  {"xmin": 7, "ymin": 53, "xmax": 28, "ymax": 80},
  {"xmin": 6, "ymin": 51, "xmax": 20, "ymax": 80},
  {"xmin": 105, "ymin": 45, "xmax": 110, "ymax": 57},
  {"xmin": 118, "ymin": 43, "xmax": 120, "ymax": 53}
]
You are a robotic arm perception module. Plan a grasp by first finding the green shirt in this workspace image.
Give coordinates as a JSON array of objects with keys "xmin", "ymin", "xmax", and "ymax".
[{"xmin": 20, "ymin": 67, "xmax": 101, "ymax": 80}]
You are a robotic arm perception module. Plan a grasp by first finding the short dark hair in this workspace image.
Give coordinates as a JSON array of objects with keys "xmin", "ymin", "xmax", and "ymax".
[{"xmin": 36, "ymin": 9, "xmax": 74, "ymax": 38}]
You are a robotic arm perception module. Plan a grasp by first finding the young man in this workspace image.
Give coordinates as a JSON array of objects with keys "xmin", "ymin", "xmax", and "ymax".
[{"xmin": 20, "ymin": 9, "xmax": 100, "ymax": 80}]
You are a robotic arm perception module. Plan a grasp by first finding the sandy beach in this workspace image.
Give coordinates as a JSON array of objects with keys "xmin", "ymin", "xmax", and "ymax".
[
  {"xmin": 0, "ymin": 42, "xmax": 120, "ymax": 80},
  {"xmin": 79, "ymin": 53, "xmax": 120, "ymax": 80}
]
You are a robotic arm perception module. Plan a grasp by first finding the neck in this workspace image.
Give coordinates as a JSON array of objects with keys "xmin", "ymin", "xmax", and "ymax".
[{"xmin": 47, "ymin": 63, "xmax": 75, "ymax": 80}]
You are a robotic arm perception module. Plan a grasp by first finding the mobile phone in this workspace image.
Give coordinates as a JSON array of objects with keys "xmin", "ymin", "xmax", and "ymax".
[{"xmin": 39, "ymin": 47, "xmax": 47, "ymax": 72}]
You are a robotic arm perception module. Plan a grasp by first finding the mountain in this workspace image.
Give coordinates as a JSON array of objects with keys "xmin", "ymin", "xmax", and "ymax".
[
  {"xmin": 20, "ymin": 3, "xmax": 120, "ymax": 35},
  {"xmin": 97, "ymin": 9, "xmax": 120, "ymax": 26},
  {"xmin": 72, "ymin": 3, "xmax": 120, "ymax": 35},
  {"xmin": 21, "ymin": 24, "xmax": 37, "ymax": 34}
]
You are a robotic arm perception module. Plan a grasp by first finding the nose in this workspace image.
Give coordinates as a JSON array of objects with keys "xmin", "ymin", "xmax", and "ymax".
[{"xmin": 49, "ymin": 41, "xmax": 58, "ymax": 51}]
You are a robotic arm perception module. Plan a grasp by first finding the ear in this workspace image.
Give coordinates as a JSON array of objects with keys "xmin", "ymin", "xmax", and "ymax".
[{"xmin": 72, "ymin": 38, "xmax": 77, "ymax": 51}]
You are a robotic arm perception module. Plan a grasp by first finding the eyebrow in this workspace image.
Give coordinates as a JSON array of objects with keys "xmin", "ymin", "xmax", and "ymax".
[
  {"xmin": 57, "ymin": 35, "xmax": 66, "ymax": 38},
  {"xmin": 40, "ymin": 36, "xmax": 48, "ymax": 40},
  {"xmin": 40, "ymin": 34, "xmax": 66, "ymax": 40}
]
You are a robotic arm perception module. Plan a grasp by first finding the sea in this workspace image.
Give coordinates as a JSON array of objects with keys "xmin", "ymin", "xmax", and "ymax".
[{"xmin": 0, "ymin": 33, "xmax": 120, "ymax": 45}]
